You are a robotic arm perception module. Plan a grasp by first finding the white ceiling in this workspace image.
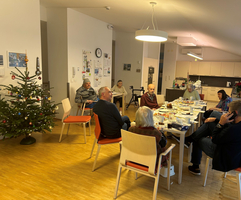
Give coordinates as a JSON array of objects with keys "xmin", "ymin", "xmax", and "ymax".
[{"xmin": 40, "ymin": 0, "xmax": 241, "ymax": 56}]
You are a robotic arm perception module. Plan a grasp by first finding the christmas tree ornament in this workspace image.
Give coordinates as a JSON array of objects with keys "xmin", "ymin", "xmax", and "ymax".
[
  {"xmin": 30, "ymin": 96, "xmax": 32, "ymax": 99},
  {"xmin": 33, "ymin": 125, "xmax": 35, "ymax": 128},
  {"xmin": 3, "ymin": 120, "xmax": 6, "ymax": 123},
  {"xmin": 40, "ymin": 113, "xmax": 43, "ymax": 115},
  {"xmin": 11, "ymin": 75, "xmax": 15, "ymax": 80},
  {"xmin": 37, "ymin": 98, "xmax": 40, "ymax": 101},
  {"xmin": 10, "ymin": 92, "xmax": 13, "ymax": 96},
  {"xmin": 48, "ymin": 97, "xmax": 51, "ymax": 100},
  {"xmin": 35, "ymin": 57, "xmax": 42, "ymax": 76},
  {"xmin": 55, "ymin": 106, "xmax": 59, "ymax": 110},
  {"xmin": 29, "ymin": 122, "xmax": 32, "ymax": 125},
  {"xmin": 16, "ymin": 92, "xmax": 18, "ymax": 94},
  {"xmin": 38, "ymin": 77, "xmax": 41, "ymax": 80},
  {"xmin": 18, "ymin": 94, "xmax": 21, "ymax": 97},
  {"xmin": 49, "ymin": 126, "xmax": 53, "ymax": 130},
  {"xmin": 18, "ymin": 112, "xmax": 21, "ymax": 115},
  {"xmin": 27, "ymin": 77, "xmax": 30, "ymax": 80},
  {"xmin": 23, "ymin": 99, "xmax": 26, "ymax": 102},
  {"xmin": 25, "ymin": 117, "xmax": 28, "ymax": 120},
  {"xmin": 45, "ymin": 97, "xmax": 48, "ymax": 99},
  {"xmin": 25, "ymin": 97, "xmax": 27, "ymax": 100}
]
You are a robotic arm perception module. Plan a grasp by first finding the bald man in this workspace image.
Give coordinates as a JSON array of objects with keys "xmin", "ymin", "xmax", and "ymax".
[{"xmin": 140, "ymin": 84, "xmax": 159, "ymax": 110}]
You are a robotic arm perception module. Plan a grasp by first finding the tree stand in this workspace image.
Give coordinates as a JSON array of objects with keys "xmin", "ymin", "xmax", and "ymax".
[{"xmin": 20, "ymin": 135, "xmax": 36, "ymax": 145}]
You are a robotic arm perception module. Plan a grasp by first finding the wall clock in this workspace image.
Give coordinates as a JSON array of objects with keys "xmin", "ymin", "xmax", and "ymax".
[{"xmin": 95, "ymin": 48, "xmax": 102, "ymax": 58}]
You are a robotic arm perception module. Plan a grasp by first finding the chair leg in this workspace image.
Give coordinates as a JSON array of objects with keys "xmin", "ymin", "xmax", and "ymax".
[
  {"xmin": 66, "ymin": 124, "xmax": 70, "ymax": 135},
  {"xmin": 89, "ymin": 120, "xmax": 91, "ymax": 136},
  {"xmin": 236, "ymin": 172, "xmax": 241, "ymax": 200},
  {"xmin": 153, "ymin": 170, "xmax": 160, "ymax": 200},
  {"xmin": 114, "ymin": 164, "xmax": 122, "ymax": 199},
  {"xmin": 92, "ymin": 144, "xmax": 101, "ymax": 171},
  {"xmin": 83, "ymin": 123, "xmax": 86, "ymax": 143},
  {"xmin": 59, "ymin": 123, "xmax": 65, "ymax": 142},
  {"xmin": 203, "ymin": 157, "xmax": 211, "ymax": 187},
  {"xmin": 135, "ymin": 172, "xmax": 138, "ymax": 180},
  {"xmin": 90, "ymin": 138, "xmax": 97, "ymax": 158},
  {"xmin": 224, "ymin": 172, "xmax": 228, "ymax": 178},
  {"xmin": 167, "ymin": 150, "xmax": 172, "ymax": 191}
]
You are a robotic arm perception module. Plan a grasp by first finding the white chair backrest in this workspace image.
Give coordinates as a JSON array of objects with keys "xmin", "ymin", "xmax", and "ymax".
[
  {"xmin": 156, "ymin": 95, "xmax": 165, "ymax": 105},
  {"xmin": 120, "ymin": 130, "xmax": 157, "ymax": 175},
  {"xmin": 138, "ymin": 97, "xmax": 141, "ymax": 106},
  {"xmin": 61, "ymin": 98, "xmax": 71, "ymax": 121}
]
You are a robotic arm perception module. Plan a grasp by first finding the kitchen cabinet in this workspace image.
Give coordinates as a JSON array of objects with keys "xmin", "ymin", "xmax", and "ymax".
[
  {"xmin": 198, "ymin": 62, "xmax": 211, "ymax": 75},
  {"xmin": 210, "ymin": 62, "xmax": 221, "ymax": 76},
  {"xmin": 175, "ymin": 61, "xmax": 190, "ymax": 78},
  {"xmin": 234, "ymin": 63, "xmax": 241, "ymax": 77},
  {"xmin": 202, "ymin": 87, "xmax": 209, "ymax": 101},
  {"xmin": 221, "ymin": 62, "xmax": 234, "ymax": 77},
  {"xmin": 189, "ymin": 62, "xmax": 199, "ymax": 75}
]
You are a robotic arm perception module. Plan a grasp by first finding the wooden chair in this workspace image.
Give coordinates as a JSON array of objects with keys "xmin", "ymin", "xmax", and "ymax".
[
  {"xmin": 114, "ymin": 130, "xmax": 176, "ymax": 200},
  {"xmin": 76, "ymin": 102, "xmax": 93, "ymax": 116},
  {"xmin": 90, "ymin": 113, "xmax": 122, "ymax": 171},
  {"xmin": 203, "ymin": 156, "xmax": 241, "ymax": 200},
  {"xmin": 59, "ymin": 98, "xmax": 91, "ymax": 143}
]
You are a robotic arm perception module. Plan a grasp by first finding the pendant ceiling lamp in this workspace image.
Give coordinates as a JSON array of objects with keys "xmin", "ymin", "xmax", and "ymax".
[{"xmin": 135, "ymin": 2, "xmax": 168, "ymax": 42}]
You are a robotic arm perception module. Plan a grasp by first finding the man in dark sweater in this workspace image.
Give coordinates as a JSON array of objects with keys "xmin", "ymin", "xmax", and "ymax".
[
  {"xmin": 93, "ymin": 87, "xmax": 130, "ymax": 139},
  {"xmin": 187, "ymin": 100, "xmax": 241, "ymax": 175},
  {"xmin": 140, "ymin": 84, "xmax": 159, "ymax": 110}
]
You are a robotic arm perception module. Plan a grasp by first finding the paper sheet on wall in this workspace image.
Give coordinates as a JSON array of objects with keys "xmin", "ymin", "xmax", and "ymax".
[
  {"xmin": 103, "ymin": 53, "xmax": 111, "ymax": 77},
  {"xmin": 82, "ymin": 50, "xmax": 92, "ymax": 78},
  {"xmin": 94, "ymin": 60, "xmax": 102, "ymax": 87}
]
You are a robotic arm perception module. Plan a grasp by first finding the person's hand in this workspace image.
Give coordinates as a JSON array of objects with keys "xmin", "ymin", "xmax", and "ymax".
[
  {"xmin": 87, "ymin": 100, "xmax": 93, "ymax": 104},
  {"xmin": 204, "ymin": 117, "xmax": 216, "ymax": 123},
  {"xmin": 219, "ymin": 112, "xmax": 234, "ymax": 125}
]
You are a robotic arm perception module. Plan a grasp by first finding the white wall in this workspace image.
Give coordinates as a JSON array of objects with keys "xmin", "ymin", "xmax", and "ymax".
[
  {"xmin": 40, "ymin": 5, "xmax": 47, "ymax": 22},
  {"xmin": 67, "ymin": 9, "xmax": 112, "ymax": 109},
  {"xmin": 177, "ymin": 46, "xmax": 241, "ymax": 61},
  {"xmin": 114, "ymin": 31, "xmax": 143, "ymax": 103},
  {"xmin": 162, "ymin": 43, "xmax": 178, "ymax": 95},
  {"xmin": 0, "ymin": 0, "xmax": 42, "ymax": 94},
  {"xmin": 47, "ymin": 8, "xmax": 68, "ymax": 119}
]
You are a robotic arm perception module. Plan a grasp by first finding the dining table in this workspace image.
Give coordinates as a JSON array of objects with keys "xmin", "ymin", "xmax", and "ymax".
[{"xmin": 153, "ymin": 99, "xmax": 207, "ymax": 184}]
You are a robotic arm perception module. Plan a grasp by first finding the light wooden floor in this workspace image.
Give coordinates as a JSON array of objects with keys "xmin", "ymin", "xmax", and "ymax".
[{"xmin": 0, "ymin": 102, "xmax": 238, "ymax": 200}]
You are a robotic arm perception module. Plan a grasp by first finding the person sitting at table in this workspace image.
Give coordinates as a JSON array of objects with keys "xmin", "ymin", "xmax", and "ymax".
[
  {"xmin": 111, "ymin": 80, "xmax": 127, "ymax": 115},
  {"xmin": 185, "ymin": 100, "xmax": 241, "ymax": 175},
  {"xmin": 93, "ymin": 86, "xmax": 130, "ymax": 139},
  {"xmin": 140, "ymin": 84, "xmax": 159, "ymax": 110},
  {"xmin": 129, "ymin": 106, "xmax": 167, "ymax": 165},
  {"xmin": 209, "ymin": 89, "xmax": 232, "ymax": 112},
  {"xmin": 183, "ymin": 83, "xmax": 200, "ymax": 100},
  {"xmin": 75, "ymin": 78, "xmax": 98, "ymax": 109}
]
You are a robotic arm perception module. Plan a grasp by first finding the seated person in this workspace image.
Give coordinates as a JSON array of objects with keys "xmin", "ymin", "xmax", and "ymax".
[
  {"xmin": 75, "ymin": 78, "xmax": 98, "ymax": 109},
  {"xmin": 129, "ymin": 106, "xmax": 167, "ymax": 165},
  {"xmin": 111, "ymin": 80, "xmax": 127, "ymax": 115},
  {"xmin": 93, "ymin": 86, "xmax": 130, "ymax": 139},
  {"xmin": 209, "ymin": 89, "xmax": 232, "ymax": 112},
  {"xmin": 185, "ymin": 100, "xmax": 241, "ymax": 175},
  {"xmin": 140, "ymin": 84, "xmax": 159, "ymax": 110},
  {"xmin": 183, "ymin": 83, "xmax": 200, "ymax": 100}
]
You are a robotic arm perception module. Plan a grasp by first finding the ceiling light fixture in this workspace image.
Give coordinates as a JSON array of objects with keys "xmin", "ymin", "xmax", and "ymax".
[
  {"xmin": 135, "ymin": 2, "xmax": 168, "ymax": 42},
  {"xmin": 187, "ymin": 52, "xmax": 203, "ymax": 60}
]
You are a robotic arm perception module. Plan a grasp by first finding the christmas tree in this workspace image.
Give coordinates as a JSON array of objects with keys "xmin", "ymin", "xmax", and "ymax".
[{"xmin": 0, "ymin": 54, "xmax": 59, "ymax": 145}]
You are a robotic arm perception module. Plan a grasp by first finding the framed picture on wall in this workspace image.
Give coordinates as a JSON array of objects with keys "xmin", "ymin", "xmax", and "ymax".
[
  {"xmin": 0, "ymin": 55, "xmax": 3, "ymax": 65},
  {"xmin": 8, "ymin": 52, "xmax": 26, "ymax": 67},
  {"xmin": 123, "ymin": 64, "xmax": 131, "ymax": 71}
]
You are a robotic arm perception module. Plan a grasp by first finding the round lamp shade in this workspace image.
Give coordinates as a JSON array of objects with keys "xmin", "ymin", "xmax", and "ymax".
[{"xmin": 135, "ymin": 30, "xmax": 168, "ymax": 42}]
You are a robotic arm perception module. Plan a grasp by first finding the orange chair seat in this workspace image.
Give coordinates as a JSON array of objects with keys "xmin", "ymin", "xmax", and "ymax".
[
  {"xmin": 126, "ymin": 161, "xmax": 149, "ymax": 172},
  {"xmin": 235, "ymin": 168, "xmax": 241, "ymax": 172},
  {"xmin": 64, "ymin": 115, "xmax": 91, "ymax": 123},
  {"xmin": 98, "ymin": 137, "xmax": 122, "ymax": 144}
]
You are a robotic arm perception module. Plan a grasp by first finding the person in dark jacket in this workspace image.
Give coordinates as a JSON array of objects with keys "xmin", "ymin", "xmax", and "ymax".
[
  {"xmin": 140, "ymin": 84, "xmax": 159, "ymax": 110},
  {"xmin": 188, "ymin": 100, "xmax": 241, "ymax": 175},
  {"xmin": 93, "ymin": 86, "xmax": 130, "ymax": 139}
]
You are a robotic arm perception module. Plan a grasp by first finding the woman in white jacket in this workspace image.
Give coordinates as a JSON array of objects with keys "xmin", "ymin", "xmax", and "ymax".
[{"xmin": 111, "ymin": 80, "xmax": 127, "ymax": 115}]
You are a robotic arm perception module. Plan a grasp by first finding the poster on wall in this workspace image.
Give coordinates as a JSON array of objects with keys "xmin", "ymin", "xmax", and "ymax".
[
  {"xmin": 103, "ymin": 53, "xmax": 111, "ymax": 77},
  {"xmin": 94, "ymin": 60, "xmax": 102, "ymax": 87},
  {"xmin": 8, "ymin": 52, "xmax": 26, "ymax": 67},
  {"xmin": 0, "ymin": 55, "xmax": 3, "ymax": 65},
  {"xmin": 82, "ymin": 50, "xmax": 92, "ymax": 78}
]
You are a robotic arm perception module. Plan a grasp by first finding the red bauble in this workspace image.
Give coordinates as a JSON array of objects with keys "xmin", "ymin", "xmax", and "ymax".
[
  {"xmin": 25, "ymin": 97, "xmax": 27, "ymax": 100},
  {"xmin": 38, "ymin": 77, "xmax": 41, "ymax": 80},
  {"xmin": 3, "ymin": 120, "xmax": 6, "ymax": 123},
  {"xmin": 11, "ymin": 75, "xmax": 15, "ymax": 80},
  {"xmin": 29, "ymin": 122, "xmax": 32, "ymax": 125},
  {"xmin": 37, "ymin": 98, "xmax": 40, "ymax": 101},
  {"xmin": 27, "ymin": 77, "xmax": 30, "ymax": 80},
  {"xmin": 40, "ymin": 113, "xmax": 43, "ymax": 115}
]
